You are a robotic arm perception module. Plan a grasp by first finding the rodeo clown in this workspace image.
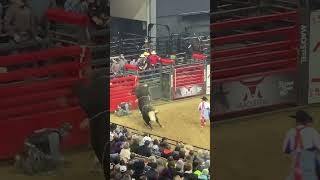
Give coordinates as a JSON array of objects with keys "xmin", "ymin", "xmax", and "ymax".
[
  {"xmin": 283, "ymin": 110, "xmax": 320, "ymax": 180},
  {"xmin": 198, "ymin": 96, "xmax": 210, "ymax": 128}
]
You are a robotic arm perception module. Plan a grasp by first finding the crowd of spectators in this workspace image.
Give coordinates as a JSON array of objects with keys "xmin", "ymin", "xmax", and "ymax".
[{"xmin": 110, "ymin": 123, "xmax": 211, "ymax": 180}]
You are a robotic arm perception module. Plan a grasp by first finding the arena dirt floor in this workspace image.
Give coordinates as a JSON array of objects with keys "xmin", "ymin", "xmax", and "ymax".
[
  {"xmin": 213, "ymin": 104, "xmax": 320, "ymax": 180},
  {"xmin": 111, "ymin": 96, "xmax": 211, "ymax": 150}
]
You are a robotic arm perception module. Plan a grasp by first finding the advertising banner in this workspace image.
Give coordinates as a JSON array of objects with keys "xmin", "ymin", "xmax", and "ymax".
[
  {"xmin": 173, "ymin": 84, "xmax": 205, "ymax": 99},
  {"xmin": 213, "ymin": 73, "xmax": 296, "ymax": 115},
  {"xmin": 308, "ymin": 10, "xmax": 320, "ymax": 103}
]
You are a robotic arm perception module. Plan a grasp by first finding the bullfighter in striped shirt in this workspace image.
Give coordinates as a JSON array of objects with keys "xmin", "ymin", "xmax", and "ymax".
[{"xmin": 198, "ymin": 96, "xmax": 210, "ymax": 128}]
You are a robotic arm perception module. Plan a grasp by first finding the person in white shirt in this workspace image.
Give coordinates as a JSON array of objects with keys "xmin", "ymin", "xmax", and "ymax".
[
  {"xmin": 283, "ymin": 110, "xmax": 320, "ymax": 180},
  {"xmin": 198, "ymin": 96, "xmax": 210, "ymax": 128}
]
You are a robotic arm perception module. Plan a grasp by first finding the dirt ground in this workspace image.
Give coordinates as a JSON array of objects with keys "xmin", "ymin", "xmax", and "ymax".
[
  {"xmin": 0, "ymin": 147, "xmax": 104, "ymax": 180},
  {"xmin": 111, "ymin": 96, "xmax": 211, "ymax": 150},
  {"xmin": 213, "ymin": 104, "xmax": 320, "ymax": 180}
]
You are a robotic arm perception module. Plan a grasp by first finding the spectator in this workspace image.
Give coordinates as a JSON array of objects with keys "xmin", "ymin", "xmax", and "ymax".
[
  {"xmin": 137, "ymin": 140, "xmax": 152, "ymax": 157},
  {"xmin": 137, "ymin": 54, "xmax": 148, "ymax": 71},
  {"xmin": 198, "ymin": 168, "xmax": 209, "ymax": 180},
  {"xmin": 148, "ymin": 50, "xmax": 160, "ymax": 68},
  {"xmin": 118, "ymin": 54, "xmax": 126, "ymax": 72},
  {"xmin": 145, "ymin": 162, "xmax": 159, "ymax": 179},
  {"xmin": 4, "ymin": 0, "xmax": 36, "ymax": 42},
  {"xmin": 119, "ymin": 142, "xmax": 131, "ymax": 160},
  {"xmin": 130, "ymin": 136, "xmax": 140, "ymax": 154},
  {"xmin": 183, "ymin": 162, "xmax": 198, "ymax": 180},
  {"xmin": 64, "ymin": 0, "xmax": 87, "ymax": 14},
  {"xmin": 111, "ymin": 59, "xmax": 121, "ymax": 76}
]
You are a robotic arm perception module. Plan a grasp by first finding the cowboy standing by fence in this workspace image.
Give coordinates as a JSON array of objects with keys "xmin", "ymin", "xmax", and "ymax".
[
  {"xmin": 283, "ymin": 110, "xmax": 320, "ymax": 180},
  {"xmin": 198, "ymin": 96, "xmax": 210, "ymax": 128}
]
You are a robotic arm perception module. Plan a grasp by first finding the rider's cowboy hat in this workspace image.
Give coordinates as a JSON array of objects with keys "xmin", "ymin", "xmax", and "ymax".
[
  {"xmin": 144, "ymin": 52, "xmax": 150, "ymax": 56},
  {"xmin": 144, "ymin": 38, "xmax": 148, "ymax": 42},
  {"xmin": 289, "ymin": 110, "xmax": 313, "ymax": 123}
]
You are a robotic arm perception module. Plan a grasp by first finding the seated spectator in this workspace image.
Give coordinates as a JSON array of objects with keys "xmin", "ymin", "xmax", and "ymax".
[
  {"xmin": 130, "ymin": 136, "xmax": 140, "ymax": 154},
  {"xmin": 64, "ymin": 0, "xmax": 87, "ymax": 14},
  {"xmin": 119, "ymin": 142, "xmax": 131, "ymax": 161},
  {"xmin": 137, "ymin": 140, "xmax": 152, "ymax": 157},
  {"xmin": 183, "ymin": 162, "xmax": 198, "ymax": 180},
  {"xmin": 145, "ymin": 162, "xmax": 159, "ymax": 179},
  {"xmin": 4, "ymin": 0, "xmax": 36, "ymax": 42}
]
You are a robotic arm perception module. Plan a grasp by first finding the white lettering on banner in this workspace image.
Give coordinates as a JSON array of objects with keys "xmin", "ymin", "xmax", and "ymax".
[
  {"xmin": 300, "ymin": 25, "xmax": 308, "ymax": 63},
  {"xmin": 279, "ymin": 81, "xmax": 294, "ymax": 96},
  {"xmin": 237, "ymin": 99, "xmax": 268, "ymax": 109}
]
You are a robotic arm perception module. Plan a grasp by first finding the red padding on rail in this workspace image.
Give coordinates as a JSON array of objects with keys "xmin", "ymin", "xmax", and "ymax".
[
  {"xmin": 0, "ymin": 46, "xmax": 85, "ymax": 66},
  {"xmin": 214, "ymin": 49, "xmax": 297, "ymax": 70},
  {"xmin": 0, "ymin": 77, "xmax": 82, "ymax": 98},
  {"xmin": 0, "ymin": 61, "xmax": 86, "ymax": 83},
  {"xmin": 213, "ymin": 59, "xmax": 296, "ymax": 79},
  {"xmin": 160, "ymin": 58, "xmax": 174, "ymax": 65},
  {"xmin": 45, "ymin": 9, "xmax": 89, "ymax": 26},
  {"xmin": 0, "ymin": 88, "xmax": 73, "ymax": 109},
  {"xmin": 110, "ymin": 76, "xmax": 138, "ymax": 112},
  {"xmin": 212, "ymin": 40, "xmax": 292, "ymax": 58},
  {"xmin": 0, "ymin": 98, "xmax": 78, "ymax": 119},
  {"xmin": 212, "ymin": 11, "xmax": 298, "ymax": 30},
  {"xmin": 192, "ymin": 54, "xmax": 207, "ymax": 60},
  {"xmin": 213, "ymin": 26, "xmax": 296, "ymax": 45},
  {"xmin": 124, "ymin": 64, "xmax": 138, "ymax": 70}
]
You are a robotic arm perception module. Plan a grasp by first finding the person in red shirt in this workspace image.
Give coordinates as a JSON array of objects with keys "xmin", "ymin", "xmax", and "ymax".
[{"xmin": 148, "ymin": 51, "xmax": 160, "ymax": 69}]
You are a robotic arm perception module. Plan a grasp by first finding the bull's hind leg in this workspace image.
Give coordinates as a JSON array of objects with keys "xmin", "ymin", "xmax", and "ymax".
[
  {"xmin": 144, "ymin": 121, "xmax": 153, "ymax": 130},
  {"xmin": 155, "ymin": 116, "xmax": 162, "ymax": 128}
]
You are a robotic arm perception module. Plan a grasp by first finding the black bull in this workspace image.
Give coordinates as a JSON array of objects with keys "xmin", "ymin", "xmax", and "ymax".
[
  {"xmin": 73, "ymin": 74, "xmax": 108, "ymax": 179},
  {"xmin": 135, "ymin": 86, "xmax": 162, "ymax": 130}
]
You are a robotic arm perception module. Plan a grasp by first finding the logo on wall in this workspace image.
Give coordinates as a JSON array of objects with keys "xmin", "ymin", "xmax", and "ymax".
[
  {"xmin": 278, "ymin": 81, "xmax": 294, "ymax": 96},
  {"xmin": 237, "ymin": 77, "xmax": 267, "ymax": 109}
]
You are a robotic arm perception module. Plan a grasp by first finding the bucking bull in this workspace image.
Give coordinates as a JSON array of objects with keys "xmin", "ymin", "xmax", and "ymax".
[
  {"xmin": 135, "ymin": 84, "xmax": 163, "ymax": 130},
  {"xmin": 73, "ymin": 70, "xmax": 109, "ymax": 179}
]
